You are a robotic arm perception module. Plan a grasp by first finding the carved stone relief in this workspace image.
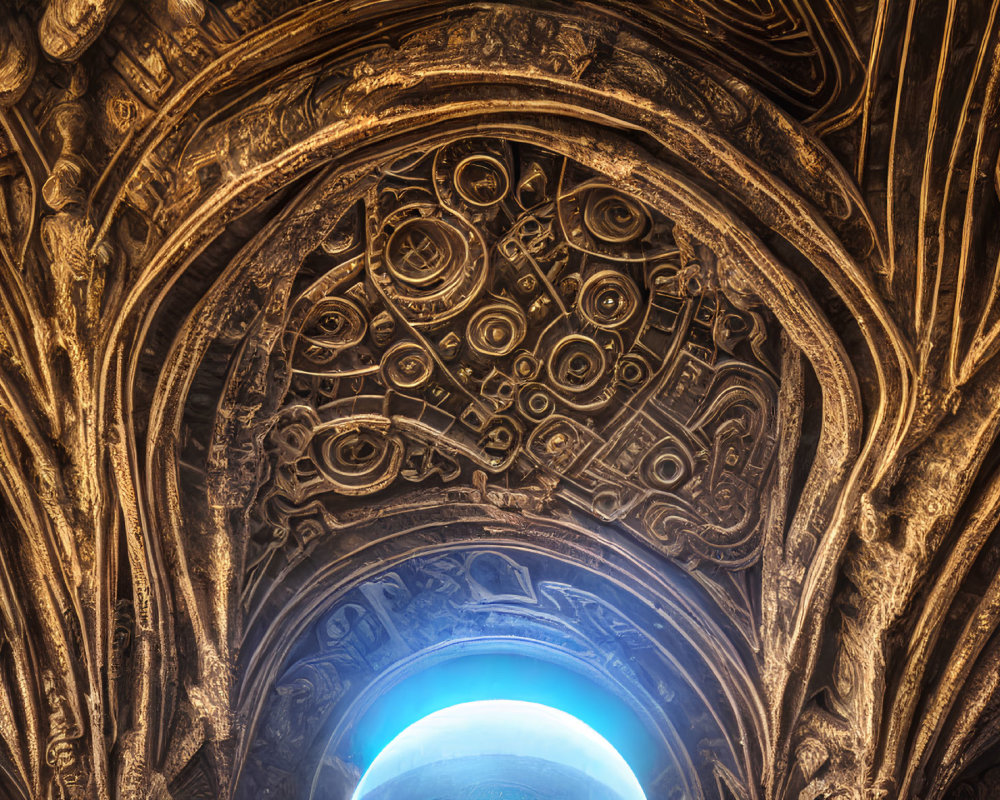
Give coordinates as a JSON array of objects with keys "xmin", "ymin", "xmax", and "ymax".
[
  {"xmin": 0, "ymin": 2, "xmax": 996, "ymax": 800},
  {"xmin": 247, "ymin": 136, "xmax": 781, "ymax": 582},
  {"xmin": 237, "ymin": 540, "xmax": 758, "ymax": 800}
]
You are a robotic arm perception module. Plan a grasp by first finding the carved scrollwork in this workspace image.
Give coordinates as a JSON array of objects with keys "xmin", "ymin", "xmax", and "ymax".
[
  {"xmin": 248, "ymin": 136, "xmax": 781, "ymax": 572},
  {"xmin": 1, "ymin": 1, "xmax": 996, "ymax": 798},
  {"xmin": 309, "ymin": 419, "xmax": 404, "ymax": 497}
]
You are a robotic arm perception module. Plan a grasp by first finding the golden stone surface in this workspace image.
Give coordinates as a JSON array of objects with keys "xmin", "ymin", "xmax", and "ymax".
[{"xmin": 0, "ymin": 1, "xmax": 995, "ymax": 798}]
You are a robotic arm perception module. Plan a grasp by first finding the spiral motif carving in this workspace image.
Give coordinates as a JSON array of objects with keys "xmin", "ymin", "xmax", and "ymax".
[
  {"xmin": 640, "ymin": 504, "xmax": 687, "ymax": 554},
  {"xmin": 512, "ymin": 352, "xmax": 541, "ymax": 381},
  {"xmin": 579, "ymin": 271, "xmax": 641, "ymax": 328},
  {"xmin": 310, "ymin": 421, "xmax": 403, "ymax": 496},
  {"xmin": 547, "ymin": 335, "xmax": 607, "ymax": 394},
  {"xmin": 583, "ymin": 187, "xmax": 649, "ymax": 243},
  {"xmin": 369, "ymin": 210, "xmax": 487, "ymax": 324},
  {"xmin": 301, "ymin": 298, "xmax": 366, "ymax": 350},
  {"xmin": 269, "ymin": 407, "xmax": 321, "ymax": 462},
  {"xmin": 381, "ymin": 342, "xmax": 433, "ymax": 389},
  {"xmin": 467, "ymin": 302, "xmax": 527, "ymax": 357}
]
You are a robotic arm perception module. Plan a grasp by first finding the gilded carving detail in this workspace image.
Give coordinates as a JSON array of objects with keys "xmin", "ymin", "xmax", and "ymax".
[
  {"xmin": 248, "ymin": 138, "xmax": 780, "ymax": 579},
  {"xmin": 0, "ymin": 1, "xmax": 995, "ymax": 799}
]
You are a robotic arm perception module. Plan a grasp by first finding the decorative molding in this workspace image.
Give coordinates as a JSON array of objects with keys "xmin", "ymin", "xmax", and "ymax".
[{"xmin": 0, "ymin": 1, "xmax": 995, "ymax": 798}]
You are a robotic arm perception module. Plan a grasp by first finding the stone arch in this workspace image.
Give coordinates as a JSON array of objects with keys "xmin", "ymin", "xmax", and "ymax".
[{"xmin": 96, "ymin": 2, "xmax": 908, "ymax": 795}]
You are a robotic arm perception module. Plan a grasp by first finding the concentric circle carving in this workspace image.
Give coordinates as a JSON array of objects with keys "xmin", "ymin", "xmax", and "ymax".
[
  {"xmin": 547, "ymin": 335, "xmax": 606, "ymax": 394},
  {"xmin": 381, "ymin": 342, "xmax": 433, "ymax": 389},
  {"xmin": 616, "ymin": 354, "xmax": 650, "ymax": 387},
  {"xmin": 641, "ymin": 438, "xmax": 693, "ymax": 492},
  {"xmin": 518, "ymin": 384, "xmax": 556, "ymax": 421},
  {"xmin": 467, "ymin": 302, "xmax": 527, "ymax": 357},
  {"xmin": 369, "ymin": 209, "xmax": 487, "ymax": 324},
  {"xmin": 579, "ymin": 271, "xmax": 641, "ymax": 328}
]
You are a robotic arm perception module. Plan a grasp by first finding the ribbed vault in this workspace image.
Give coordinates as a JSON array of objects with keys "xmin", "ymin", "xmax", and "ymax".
[{"xmin": 0, "ymin": 1, "xmax": 998, "ymax": 799}]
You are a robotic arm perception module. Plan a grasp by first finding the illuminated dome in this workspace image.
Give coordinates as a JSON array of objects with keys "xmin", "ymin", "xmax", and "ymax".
[{"xmin": 351, "ymin": 700, "xmax": 648, "ymax": 800}]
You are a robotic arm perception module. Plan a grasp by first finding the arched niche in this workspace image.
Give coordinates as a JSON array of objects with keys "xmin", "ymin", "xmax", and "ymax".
[
  {"xmin": 233, "ymin": 525, "xmax": 758, "ymax": 800},
  {"xmin": 109, "ymin": 2, "xmax": 907, "ymax": 795}
]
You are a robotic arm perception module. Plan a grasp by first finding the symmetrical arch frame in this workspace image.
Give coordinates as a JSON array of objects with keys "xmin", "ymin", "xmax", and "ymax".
[{"xmin": 1, "ymin": 1, "xmax": 999, "ymax": 799}]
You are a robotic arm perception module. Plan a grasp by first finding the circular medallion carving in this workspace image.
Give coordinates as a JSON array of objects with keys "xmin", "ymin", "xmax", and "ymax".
[
  {"xmin": 454, "ymin": 155, "xmax": 509, "ymax": 207},
  {"xmin": 579, "ymin": 271, "xmax": 641, "ymax": 328},
  {"xmin": 547, "ymin": 335, "xmax": 606, "ymax": 394},
  {"xmin": 370, "ymin": 209, "xmax": 487, "ymax": 324},
  {"xmin": 467, "ymin": 302, "xmax": 527, "ymax": 357},
  {"xmin": 384, "ymin": 217, "xmax": 469, "ymax": 289}
]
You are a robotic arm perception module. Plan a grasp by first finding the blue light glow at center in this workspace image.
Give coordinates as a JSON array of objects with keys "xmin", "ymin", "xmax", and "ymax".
[{"xmin": 352, "ymin": 699, "xmax": 648, "ymax": 800}]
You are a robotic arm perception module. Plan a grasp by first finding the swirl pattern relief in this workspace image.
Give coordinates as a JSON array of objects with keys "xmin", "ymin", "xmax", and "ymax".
[{"xmin": 253, "ymin": 137, "xmax": 780, "ymax": 568}]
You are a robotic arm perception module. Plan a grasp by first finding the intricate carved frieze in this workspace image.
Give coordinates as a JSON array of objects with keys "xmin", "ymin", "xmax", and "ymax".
[
  {"xmin": 248, "ymin": 137, "xmax": 781, "ymax": 581},
  {"xmin": 0, "ymin": 1, "xmax": 996, "ymax": 800}
]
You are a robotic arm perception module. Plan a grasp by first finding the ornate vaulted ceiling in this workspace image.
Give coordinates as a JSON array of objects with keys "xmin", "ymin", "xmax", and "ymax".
[{"xmin": 0, "ymin": 0, "xmax": 998, "ymax": 798}]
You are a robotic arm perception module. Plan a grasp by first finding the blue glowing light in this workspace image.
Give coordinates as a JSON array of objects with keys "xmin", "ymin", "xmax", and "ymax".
[
  {"xmin": 347, "ymin": 652, "xmax": 657, "ymax": 780},
  {"xmin": 352, "ymin": 699, "xmax": 648, "ymax": 800}
]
